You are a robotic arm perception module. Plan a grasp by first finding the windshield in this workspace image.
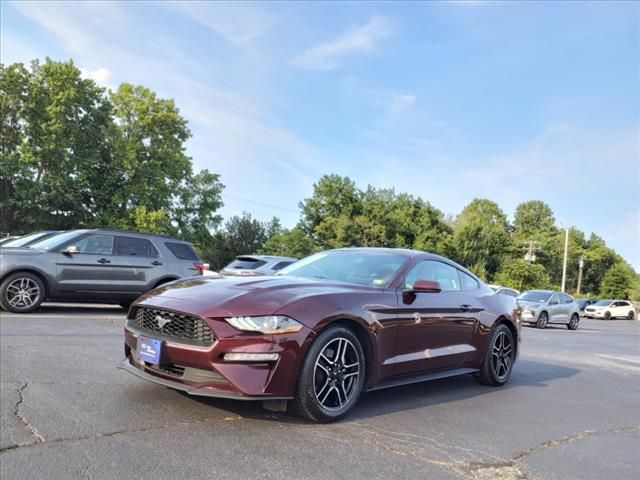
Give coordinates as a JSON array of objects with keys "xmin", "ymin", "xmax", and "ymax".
[
  {"xmin": 277, "ymin": 250, "xmax": 408, "ymax": 287},
  {"xmin": 517, "ymin": 291, "xmax": 552, "ymax": 303},
  {"xmin": 2, "ymin": 232, "xmax": 52, "ymax": 247},
  {"xmin": 593, "ymin": 299, "xmax": 613, "ymax": 306},
  {"xmin": 28, "ymin": 230, "xmax": 83, "ymax": 250}
]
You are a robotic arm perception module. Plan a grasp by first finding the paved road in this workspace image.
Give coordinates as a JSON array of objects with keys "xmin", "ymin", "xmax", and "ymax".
[{"xmin": 1, "ymin": 304, "xmax": 638, "ymax": 480}]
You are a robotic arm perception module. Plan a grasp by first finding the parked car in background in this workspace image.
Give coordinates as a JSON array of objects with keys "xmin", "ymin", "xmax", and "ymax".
[
  {"xmin": 0, "ymin": 230, "xmax": 62, "ymax": 249},
  {"xmin": 221, "ymin": 255, "xmax": 297, "ymax": 276},
  {"xmin": 575, "ymin": 298, "xmax": 598, "ymax": 315},
  {"xmin": 120, "ymin": 248, "xmax": 520, "ymax": 422},
  {"xmin": 0, "ymin": 236, "xmax": 20, "ymax": 246},
  {"xmin": 489, "ymin": 285, "xmax": 520, "ymax": 297},
  {"xmin": 583, "ymin": 299, "xmax": 636, "ymax": 320},
  {"xmin": 517, "ymin": 290, "xmax": 581, "ymax": 330},
  {"xmin": 0, "ymin": 229, "xmax": 204, "ymax": 313}
]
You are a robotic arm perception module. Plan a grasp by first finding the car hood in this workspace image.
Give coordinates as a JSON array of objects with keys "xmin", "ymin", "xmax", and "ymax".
[
  {"xmin": 135, "ymin": 275, "xmax": 379, "ymax": 319},
  {"xmin": 517, "ymin": 300, "xmax": 546, "ymax": 309}
]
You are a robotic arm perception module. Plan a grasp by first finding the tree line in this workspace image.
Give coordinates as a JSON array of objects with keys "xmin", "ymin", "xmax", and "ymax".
[{"xmin": 2, "ymin": 59, "xmax": 637, "ymax": 299}]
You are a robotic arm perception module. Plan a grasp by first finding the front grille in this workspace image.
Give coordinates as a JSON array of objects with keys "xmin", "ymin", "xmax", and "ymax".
[{"xmin": 130, "ymin": 307, "xmax": 215, "ymax": 346}]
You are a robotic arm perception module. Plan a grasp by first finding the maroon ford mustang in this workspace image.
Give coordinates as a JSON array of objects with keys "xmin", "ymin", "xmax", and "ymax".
[{"xmin": 120, "ymin": 248, "xmax": 520, "ymax": 422}]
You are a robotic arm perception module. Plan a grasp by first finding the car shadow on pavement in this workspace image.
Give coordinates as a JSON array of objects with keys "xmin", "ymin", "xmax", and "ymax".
[
  {"xmin": 31, "ymin": 303, "xmax": 126, "ymax": 315},
  {"xmin": 186, "ymin": 359, "xmax": 580, "ymax": 423}
]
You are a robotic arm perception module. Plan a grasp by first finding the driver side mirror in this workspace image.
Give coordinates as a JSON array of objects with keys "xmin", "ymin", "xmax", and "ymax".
[
  {"xmin": 412, "ymin": 279, "xmax": 442, "ymax": 293},
  {"xmin": 62, "ymin": 245, "xmax": 80, "ymax": 255}
]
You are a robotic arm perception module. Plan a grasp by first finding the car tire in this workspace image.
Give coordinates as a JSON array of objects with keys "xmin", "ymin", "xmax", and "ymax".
[
  {"xmin": 294, "ymin": 325, "xmax": 366, "ymax": 423},
  {"xmin": 475, "ymin": 323, "xmax": 515, "ymax": 386},
  {"xmin": 604, "ymin": 311, "xmax": 611, "ymax": 320},
  {"xmin": 536, "ymin": 311, "xmax": 548, "ymax": 329},
  {"xmin": 628, "ymin": 311, "xmax": 635, "ymax": 320},
  {"xmin": 0, "ymin": 272, "xmax": 46, "ymax": 313},
  {"xmin": 567, "ymin": 313, "xmax": 580, "ymax": 330}
]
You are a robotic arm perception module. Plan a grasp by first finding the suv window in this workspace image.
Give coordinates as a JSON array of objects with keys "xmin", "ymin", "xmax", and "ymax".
[
  {"xmin": 500, "ymin": 289, "xmax": 518, "ymax": 297},
  {"xmin": 228, "ymin": 257, "xmax": 268, "ymax": 270},
  {"xmin": 562, "ymin": 294, "xmax": 574, "ymax": 304},
  {"xmin": 115, "ymin": 236, "xmax": 158, "ymax": 257},
  {"xmin": 459, "ymin": 270, "xmax": 479, "ymax": 291},
  {"xmin": 549, "ymin": 294, "xmax": 560, "ymax": 305},
  {"xmin": 272, "ymin": 261, "xmax": 293, "ymax": 272},
  {"xmin": 75, "ymin": 234, "xmax": 114, "ymax": 255},
  {"xmin": 165, "ymin": 242, "xmax": 199, "ymax": 260},
  {"xmin": 405, "ymin": 260, "xmax": 460, "ymax": 291}
]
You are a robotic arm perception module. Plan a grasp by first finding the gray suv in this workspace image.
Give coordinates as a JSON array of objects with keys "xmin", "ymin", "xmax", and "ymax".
[
  {"xmin": 517, "ymin": 290, "xmax": 581, "ymax": 330},
  {"xmin": 0, "ymin": 229, "xmax": 203, "ymax": 313}
]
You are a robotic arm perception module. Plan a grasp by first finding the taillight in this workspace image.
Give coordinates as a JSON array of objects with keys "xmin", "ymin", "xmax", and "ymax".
[{"xmin": 193, "ymin": 261, "xmax": 209, "ymax": 274}]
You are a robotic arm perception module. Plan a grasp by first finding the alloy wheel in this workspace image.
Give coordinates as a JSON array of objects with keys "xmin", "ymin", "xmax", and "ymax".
[
  {"xmin": 5, "ymin": 277, "xmax": 41, "ymax": 309},
  {"xmin": 313, "ymin": 337, "xmax": 361, "ymax": 411},
  {"xmin": 491, "ymin": 331, "xmax": 513, "ymax": 382},
  {"xmin": 569, "ymin": 314, "xmax": 579, "ymax": 330}
]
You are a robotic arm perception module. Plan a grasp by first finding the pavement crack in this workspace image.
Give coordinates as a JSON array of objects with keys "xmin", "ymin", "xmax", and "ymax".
[
  {"xmin": 0, "ymin": 414, "xmax": 242, "ymax": 454},
  {"xmin": 14, "ymin": 383, "xmax": 45, "ymax": 444}
]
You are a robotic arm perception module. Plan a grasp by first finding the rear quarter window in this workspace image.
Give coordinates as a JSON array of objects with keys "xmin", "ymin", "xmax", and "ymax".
[
  {"xmin": 227, "ymin": 258, "xmax": 268, "ymax": 270},
  {"xmin": 272, "ymin": 261, "xmax": 294, "ymax": 271},
  {"xmin": 165, "ymin": 242, "xmax": 199, "ymax": 260}
]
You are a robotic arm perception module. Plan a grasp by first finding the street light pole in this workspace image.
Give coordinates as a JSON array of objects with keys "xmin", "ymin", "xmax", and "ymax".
[
  {"xmin": 577, "ymin": 255, "xmax": 584, "ymax": 295},
  {"xmin": 561, "ymin": 226, "xmax": 569, "ymax": 293}
]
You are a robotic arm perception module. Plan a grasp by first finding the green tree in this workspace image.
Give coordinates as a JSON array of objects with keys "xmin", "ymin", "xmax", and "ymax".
[
  {"xmin": 494, "ymin": 258, "xmax": 551, "ymax": 291},
  {"xmin": 1, "ymin": 59, "xmax": 112, "ymax": 231},
  {"xmin": 599, "ymin": 262, "xmax": 636, "ymax": 299},
  {"xmin": 203, "ymin": 212, "xmax": 275, "ymax": 269},
  {"xmin": 513, "ymin": 200, "xmax": 556, "ymax": 238},
  {"xmin": 260, "ymin": 225, "xmax": 315, "ymax": 259},
  {"xmin": 451, "ymin": 199, "xmax": 512, "ymax": 280}
]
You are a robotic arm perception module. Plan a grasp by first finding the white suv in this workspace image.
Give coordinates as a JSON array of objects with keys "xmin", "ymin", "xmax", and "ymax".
[{"xmin": 584, "ymin": 300, "xmax": 636, "ymax": 320}]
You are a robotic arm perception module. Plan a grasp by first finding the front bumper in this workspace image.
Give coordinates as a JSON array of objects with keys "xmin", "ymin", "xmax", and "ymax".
[
  {"xmin": 584, "ymin": 310, "xmax": 605, "ymax": 318},
  {"xmin": 520, "ymin": 310, "xmax": 539, "ymax": 324},
  {"xmin": 121, "ymin": 312, "xmax": 313, "ymax": 400}
]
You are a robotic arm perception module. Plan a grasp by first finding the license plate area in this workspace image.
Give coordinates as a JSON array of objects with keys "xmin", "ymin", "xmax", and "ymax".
[{"xmin": 136, "ymin": 335, "xmax": 163, "ymax": 365}]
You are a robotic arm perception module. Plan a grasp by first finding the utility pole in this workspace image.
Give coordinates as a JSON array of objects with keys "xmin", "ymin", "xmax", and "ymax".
[
  {"xmin": 576, "ymin": 254, "xmax": 584, "ymax": 295},
  {"xmin": 561, "ymin": 226, "xmax": 569, "ymax": 293}
]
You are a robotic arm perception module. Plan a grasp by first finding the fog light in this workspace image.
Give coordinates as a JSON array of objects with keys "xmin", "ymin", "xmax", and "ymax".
[{"xmin": 224, "ymin": 353, "xmax": 280, "ymax": 362}]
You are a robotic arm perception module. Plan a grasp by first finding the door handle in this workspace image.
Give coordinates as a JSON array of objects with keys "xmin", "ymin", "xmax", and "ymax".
[
  {"xmin": 97, "ymin": 258, "xmax": 111, "ymax": 264},
  {"xmin": 151, "ymin": 261, "xmax": 163, "ymax": 266},
  {"xmin": 460, "ymin": 304, "xmax": 473, "ymax": 312}
]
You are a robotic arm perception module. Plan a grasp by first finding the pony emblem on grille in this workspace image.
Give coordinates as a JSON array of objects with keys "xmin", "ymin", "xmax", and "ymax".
[{"xmin": 155, "ymin": 315, "xmax": 172, "ymax": 329}]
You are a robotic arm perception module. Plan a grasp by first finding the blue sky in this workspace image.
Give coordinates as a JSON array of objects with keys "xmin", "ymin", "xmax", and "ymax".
[{"xmin": 2, "ymin": 1, "xmax": 639, "ymax": 269}]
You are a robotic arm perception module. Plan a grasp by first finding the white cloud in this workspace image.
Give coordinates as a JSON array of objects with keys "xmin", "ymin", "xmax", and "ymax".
[
  {"xmin": 79, "ymin": 67, "xmax": 112, "ymax": 87},
  {"xmin": 388, "ymin": 93, "xmax": 416, "ymax": 114},
  {"xmin": 173, "ymin": 2, "xmax": 275, "ymax": 47},
  {"xmin": 293, "ymin": 15, "xmax": 392, "ymax": 70}
]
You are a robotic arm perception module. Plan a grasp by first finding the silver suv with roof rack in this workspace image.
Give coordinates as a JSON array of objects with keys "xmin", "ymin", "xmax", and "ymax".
[{"xmin": 0, "ymin": 229, "xmax": 204, "ymax": 313}]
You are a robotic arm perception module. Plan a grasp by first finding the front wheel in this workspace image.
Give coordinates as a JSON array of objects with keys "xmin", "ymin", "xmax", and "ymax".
[
  {"xmin": 604, "ymin": 311, "xmax": 611, "ymax": 320},
  {"xmin": 567, "ymin": 314, "xmax": 580, "ymax": 330},
  {"xmin": 0, "ymin": 272, "xmax": 46, "ymax": 313},
  {"xmin": 476, "ymin": 324, "xmax": 515, "ymax": 386},
  {"xmin": 536, "ymin": 311, "xmax": 548, "ymax": 329},
  {"xmin": 294, "ymin": 326, "xmax": 365, "ymax": 423}
]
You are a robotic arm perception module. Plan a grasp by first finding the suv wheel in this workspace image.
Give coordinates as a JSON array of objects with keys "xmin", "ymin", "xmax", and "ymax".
[
  {"xmin": 0, "ymin": 272, "xmax": 46, "ymax": 313},
  {"xmin": 628, "ymin": 311, "xmax": 635, "ymax": 320},
  {"xmin": 536, "ymin": 311, "xmax": 548, "ymax": 329},
  {"xmin": 604, "ymin": 311, "xmax": 612, "ymax": 320},
  {"xmin": 567, "ymin": 313, "xmax": 580, "ymax": 330}
]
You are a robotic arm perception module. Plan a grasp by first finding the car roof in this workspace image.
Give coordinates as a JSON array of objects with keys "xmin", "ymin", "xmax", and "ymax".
[{"xmin": 90, "ymin": 228, "xmax": 189, "ymax": 242}]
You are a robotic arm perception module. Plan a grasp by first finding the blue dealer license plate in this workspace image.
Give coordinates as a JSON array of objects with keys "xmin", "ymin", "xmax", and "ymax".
[{"xmin": 136, "ymin": 336, "xmax": 162, "ymax": 365}]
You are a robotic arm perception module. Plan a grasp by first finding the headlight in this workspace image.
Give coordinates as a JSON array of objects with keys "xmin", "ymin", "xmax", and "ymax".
[{"xmin": 225, "ymin": 315, "xmax": 303, "ymax": 334}]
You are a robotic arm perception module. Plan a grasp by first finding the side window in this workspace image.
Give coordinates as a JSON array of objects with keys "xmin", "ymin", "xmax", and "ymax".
[
  {"xmin": 549, "ymin": 294, "xmax": 560, "ymax": 305},
  {"xmin": 165, "ymin": 242, "xmax": 199, "ymax": 260},
  {"xmin": 115, "ymin": 236, "xmax": 157, "ymax": 257},
  {"xmin": 405, "ymin": 261, "xmax": 460, "ymax": 291},
  {"xmin": 563, "ymin": 294, "xmax": 573, "ymax": 304},
  {"xmin": 504, "ymin": 289, "xmax": 518, "ymax": 297},
  {"xmin": 74, "ymin": 234, "xmax": 114, "ymax": 255},
  {"xmin": 272, "ymin": 261, "xmax": 293, "ymax": 272},
  {"xmin": 458, "ymin": 270, "xmax": 479, "ymax": 291}
]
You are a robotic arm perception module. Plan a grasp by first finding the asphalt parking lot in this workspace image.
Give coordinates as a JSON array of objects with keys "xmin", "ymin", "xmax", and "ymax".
[{"xmin": 1, "ymin": 305, "xmax": 638, "ymax": 480}]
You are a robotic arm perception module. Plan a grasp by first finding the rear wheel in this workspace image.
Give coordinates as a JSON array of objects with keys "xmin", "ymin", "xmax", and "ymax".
[
  {"xmin": 0, "ymin": 272, "xmax": 46, "ymax": 313},
  {"xmin": 476, "ymin": 324, "xmax": 515, "ymax": 386},
  {"xmin": 536, "ymin": 311, "xmax": 548, "ymax": 329},
  {"xmin": 567, "ymin": 313, "xmax": 579, "ymax": 330},
  {"xmin": 294, "ymin": 326, "xmax": 365, "ymax": 423},
  {"xmin": 628, "ymin": 311, "xmax": 635, "ymax": 320}
]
